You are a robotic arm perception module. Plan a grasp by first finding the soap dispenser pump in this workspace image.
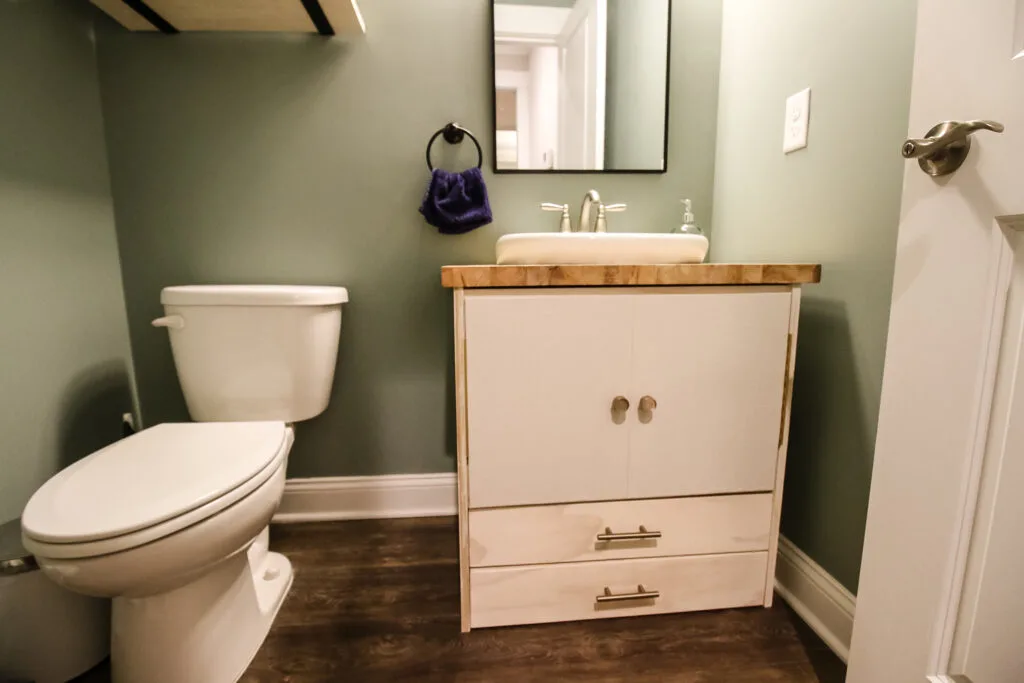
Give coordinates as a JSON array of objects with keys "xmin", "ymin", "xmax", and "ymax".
[{"xmin": 674, "ymin": 199, "xmax": 703, "ymax": 235}]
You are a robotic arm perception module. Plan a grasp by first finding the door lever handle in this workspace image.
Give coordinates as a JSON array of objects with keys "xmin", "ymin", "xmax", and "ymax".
[{"xmin": 902, "ymin": 120, "xmax": 1004, "ymax": 177}]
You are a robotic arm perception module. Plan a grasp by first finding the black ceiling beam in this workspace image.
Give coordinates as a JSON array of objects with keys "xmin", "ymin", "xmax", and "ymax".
[
  {"xmin": 115, "ymin": 0, "xmax": 337, "ymax": 36},
  {"xmin": 120, "ymin": 0, "xmax": 178, "ymax": 33},
  {"xmin": 300, "ymin": 0, "xmax": 335, "ymax": 36}
]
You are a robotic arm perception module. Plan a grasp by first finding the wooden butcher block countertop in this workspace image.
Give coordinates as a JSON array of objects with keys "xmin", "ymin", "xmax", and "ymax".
[{"xmin": 441, "ymin": 263, "xmax": 821, "ymax": 289}]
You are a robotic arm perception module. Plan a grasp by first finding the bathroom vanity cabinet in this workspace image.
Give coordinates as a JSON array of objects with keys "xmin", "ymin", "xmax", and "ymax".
[{"xmin": 442, "ymin": 263, "xmax": 821, "ymax": 631}]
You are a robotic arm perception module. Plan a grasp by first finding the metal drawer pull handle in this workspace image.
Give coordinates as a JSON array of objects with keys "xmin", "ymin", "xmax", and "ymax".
[
  {"xmin": 596, "ymin": 584, "xmax": 660, "ymax": 603},
  {"xmin": 596, "ymin": 525, "xmax": 662, "ymax": 542}
]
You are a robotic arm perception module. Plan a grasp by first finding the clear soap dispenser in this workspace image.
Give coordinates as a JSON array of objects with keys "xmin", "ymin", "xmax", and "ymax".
[{"xmin": 674, "ymin": 199, "xmax": 703, "ymax": 235}]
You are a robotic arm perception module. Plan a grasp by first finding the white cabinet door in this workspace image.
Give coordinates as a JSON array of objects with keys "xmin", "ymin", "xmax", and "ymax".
[
  {"xmin": 465, "ymin": 291, "xmax": 633, "ymax": 508},
  {"xmin": 627, "ymin": 287, "xmax": 792, "ymax": 498}
]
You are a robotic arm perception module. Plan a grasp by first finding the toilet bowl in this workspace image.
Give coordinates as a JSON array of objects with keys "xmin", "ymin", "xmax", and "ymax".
[
  {"xmin": 21, "ymin": 285, "xmax": 347, "ymax": 683},
  {"xmin": 22, "ymin": 422, "xmax": 293, "ymax": 683}
]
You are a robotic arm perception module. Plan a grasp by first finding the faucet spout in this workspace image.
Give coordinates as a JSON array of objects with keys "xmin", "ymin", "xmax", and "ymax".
[{"xmin": 579, "ymin": 190, "xmax": 601, "ymax": 232}]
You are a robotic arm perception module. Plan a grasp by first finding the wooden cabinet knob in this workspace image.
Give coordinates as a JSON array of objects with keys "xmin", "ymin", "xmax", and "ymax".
[
  {"xmin": 611, "ymin": 396, "xmax": 630, "ymax": 424},
  {"xmin": 638, "ymin": 395, "xmax": 657, "ymax": 424}
]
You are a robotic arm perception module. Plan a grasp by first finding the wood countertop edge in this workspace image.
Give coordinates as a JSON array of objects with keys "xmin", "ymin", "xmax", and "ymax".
[{"xmin": 440, "ymin": 264, "xmax": 822, "ymax": 288}]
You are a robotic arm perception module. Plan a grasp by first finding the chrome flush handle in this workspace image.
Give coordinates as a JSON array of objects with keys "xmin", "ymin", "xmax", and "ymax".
[
  {"xmin": 151, "ymin": 315, "xmax": 185, "ymax": 330},
  {"xmin": 902, "ymin": 120, "xmax": 1004, "ymax": 177}
]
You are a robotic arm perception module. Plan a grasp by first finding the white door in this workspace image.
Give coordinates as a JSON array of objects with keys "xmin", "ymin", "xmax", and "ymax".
[
  {"xmin": 627, "ymin": 288, "xmax": 791, "ymax": 499},
  {"xmin": 494, "ymin": 68, "xmax": 531, "ymax": 169},
  {"xmin": 463, "ymin": 291, "xmax": 632, "ymax": 508},
  {"xmin": 557, "ymin": 0, "xmax": 606, "ymax": 170},
  {"xmin": 848, "ymin": 0, "xmax": 1024, "ymax": 681}
]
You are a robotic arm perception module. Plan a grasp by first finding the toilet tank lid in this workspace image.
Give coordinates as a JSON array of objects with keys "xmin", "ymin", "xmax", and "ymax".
[{"xmin": 162, "ymin": 285, "xmax": 348, "ymax": 306}]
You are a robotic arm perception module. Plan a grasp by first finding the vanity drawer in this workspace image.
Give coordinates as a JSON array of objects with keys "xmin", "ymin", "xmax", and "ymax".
[
  {"xmin": 469, "ymin": 494, "xmax": 772, "ymax": 568},
  {"xmin": 470, "ymin": 551, "xmax": 768, "ymax": 628}
]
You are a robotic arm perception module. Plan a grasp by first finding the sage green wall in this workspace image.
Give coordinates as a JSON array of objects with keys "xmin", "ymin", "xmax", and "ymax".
[
  {"xmin": 710, "ymin": 0, "xmax": 916, "ymax": 592},
  {"xmin": 94, "ymin": 0, "xmax": 722, "ymax": 478},
  {"xmin": 606, "ymin": 0, "xmax": 670, "ymax": 170},
  {"xmin": 0, "ymin": 0, "xmax": 135, "ymax": 523}
]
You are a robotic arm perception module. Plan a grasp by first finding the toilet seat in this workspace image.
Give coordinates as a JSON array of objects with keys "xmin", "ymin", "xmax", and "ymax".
[{"xmin": 22, "ymin": 422, "xmax": 290, "ymax": 559}]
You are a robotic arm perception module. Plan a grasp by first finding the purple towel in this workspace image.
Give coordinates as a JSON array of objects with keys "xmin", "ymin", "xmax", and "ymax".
[{"xmin": 419, "ymin": 167, "xmax": 493, "ymax": 234}]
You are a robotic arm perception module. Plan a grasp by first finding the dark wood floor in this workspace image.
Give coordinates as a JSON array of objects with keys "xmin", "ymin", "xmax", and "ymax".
[{"xmin": 76, "ymin": 517, "xmax": 846, "ymax": 682}]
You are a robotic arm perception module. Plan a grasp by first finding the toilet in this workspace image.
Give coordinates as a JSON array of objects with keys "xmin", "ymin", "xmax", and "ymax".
[{"xmin": 20, "ymin": 284, "xmax": 348, "ymax": 683}]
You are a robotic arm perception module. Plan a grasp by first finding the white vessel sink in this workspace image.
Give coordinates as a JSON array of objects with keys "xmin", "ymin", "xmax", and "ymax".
[{"xmin": 496, "ymin": 233, "xmax": 709, "ymax": 266}]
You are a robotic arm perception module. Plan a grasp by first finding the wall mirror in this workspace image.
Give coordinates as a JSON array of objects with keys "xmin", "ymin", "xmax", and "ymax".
[{"xmin": 491, "ymin": 0, "xmax": 671, "ymax": 173}]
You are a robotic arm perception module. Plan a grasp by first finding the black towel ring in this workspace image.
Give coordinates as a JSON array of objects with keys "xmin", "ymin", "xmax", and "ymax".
[{"xmin": 426, "ymin": 122, "xmax": 483, "ymax": 171}]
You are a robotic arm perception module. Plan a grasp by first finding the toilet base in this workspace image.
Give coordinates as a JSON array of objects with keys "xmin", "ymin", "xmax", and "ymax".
[{"xmin": 110, "ymin": 528, "xmax": 292, "ymax": 683}]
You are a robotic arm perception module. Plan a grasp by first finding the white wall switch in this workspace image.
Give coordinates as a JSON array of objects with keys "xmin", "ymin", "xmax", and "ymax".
[{"xmin": 783, "ymin": 87, "xmax": 811, "ymax": 153}]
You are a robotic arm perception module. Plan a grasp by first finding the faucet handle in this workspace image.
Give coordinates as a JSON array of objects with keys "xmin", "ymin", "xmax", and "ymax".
[
  {"xmin": 595, "ymin": 203, "xmax": 627, "ymax": 233},
  {"xmin": 541, "ymin": 203, "xmax": 572, "ymax": 233}
]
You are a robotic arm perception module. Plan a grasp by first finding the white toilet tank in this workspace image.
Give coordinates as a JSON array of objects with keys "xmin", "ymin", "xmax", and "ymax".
[{"xmin": 155, "ymin": 285, "xmax": 348, "ymax": 423}]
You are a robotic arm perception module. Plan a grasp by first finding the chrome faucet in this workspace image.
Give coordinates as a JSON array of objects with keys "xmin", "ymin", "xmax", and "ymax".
[
  {"xmin": 579, "ymin": 189, "xmax": 601, "ymax": 233},
  {"xmin": 540, "ymin": 189, "xmax": 626, "ymax": 232}
]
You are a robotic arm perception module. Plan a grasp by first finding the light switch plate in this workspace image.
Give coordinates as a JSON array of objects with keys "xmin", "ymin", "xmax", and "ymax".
[{"xmin": 783, "ymin": 87, "xmax": 811, "ymax": 153}]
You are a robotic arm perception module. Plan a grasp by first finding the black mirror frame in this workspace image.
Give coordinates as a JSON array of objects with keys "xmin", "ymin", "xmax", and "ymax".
[{"xmin": 489, "ymin": 0, "xmax": 672, "ymax": 175}]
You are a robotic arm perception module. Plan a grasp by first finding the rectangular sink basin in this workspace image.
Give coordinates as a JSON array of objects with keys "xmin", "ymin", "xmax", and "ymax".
[{"xmin": 496, "ymin": 233, "xmax": 709, "ymax": 266}]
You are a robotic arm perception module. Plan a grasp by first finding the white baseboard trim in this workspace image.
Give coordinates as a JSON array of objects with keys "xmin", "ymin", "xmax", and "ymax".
[
  {"xmin": 273, "ymin": 473, "xmax": 457, "ymax": 523},
  {"xmin": 774, "ymin": 535, "xmax": 857, "ymax": 663}
]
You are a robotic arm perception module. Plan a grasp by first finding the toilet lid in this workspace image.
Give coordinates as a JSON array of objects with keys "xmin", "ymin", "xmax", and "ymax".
[{"xmin": 22, "ymin": 422, "xmax": 287, "ymax": 544}]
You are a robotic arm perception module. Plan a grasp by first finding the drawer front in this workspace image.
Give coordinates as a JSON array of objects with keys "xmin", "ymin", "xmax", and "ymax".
[
  {"xmin": 470, "ymin": 552, "xmax": 768, "ymax": 628},
  {"xmin": 469, "ymin": 494, "xmax": 772, "ymax": 567}
]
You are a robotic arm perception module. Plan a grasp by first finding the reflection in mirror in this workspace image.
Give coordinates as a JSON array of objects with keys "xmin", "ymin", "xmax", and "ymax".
[{"xmin": 492, "ymin": 0, "xmax": 671, "ymax": 173}]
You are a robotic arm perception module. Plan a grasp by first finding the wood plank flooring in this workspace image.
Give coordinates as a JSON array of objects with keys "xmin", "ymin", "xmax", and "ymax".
[{"xmin": 75, "ymin": 517, "xmax": 845, "ymax": 683}]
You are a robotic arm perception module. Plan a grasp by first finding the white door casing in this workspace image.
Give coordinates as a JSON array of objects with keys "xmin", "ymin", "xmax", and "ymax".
[
  {"xmin": 558, "ymin": 0, "xmax": 606, "ymax": 170},
  {"xmin": 847, "ymin": 0, "xmax": 1024, "ymax": 681}
]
